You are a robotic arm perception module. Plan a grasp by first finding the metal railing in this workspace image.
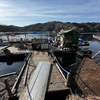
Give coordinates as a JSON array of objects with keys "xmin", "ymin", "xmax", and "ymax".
[
  {"xmin": 11, "ymin": 53, "xmax": 31, "ymax": 93},
  {"xmin": 0, "ymin": 53, "xmax": 31, "ymax": 100}
]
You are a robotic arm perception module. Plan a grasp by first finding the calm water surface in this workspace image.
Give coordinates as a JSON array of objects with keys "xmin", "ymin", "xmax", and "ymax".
[
  {"xmin": 0, "ymin": 61, "xmax": 24, "ymax": 75},
  {"xmin": 80, "ymin": 34, "xmax": 100, "ymax": 58}
]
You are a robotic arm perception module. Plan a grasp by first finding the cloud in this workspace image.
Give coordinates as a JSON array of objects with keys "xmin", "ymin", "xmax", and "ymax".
[{"xmin": 0, "ymin": 0, "xmax": 100, "ymax": 26}]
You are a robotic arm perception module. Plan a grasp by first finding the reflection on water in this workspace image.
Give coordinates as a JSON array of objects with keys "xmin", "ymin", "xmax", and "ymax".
[
  {"xmin": 80, "ymin": 34, "xmax": 100, "ymax": 58},
  {"xmin": 0, "ymin": 61, "xmax": 24, "ymax": 75},
  {"xmin": 89, "ymin": 41, "xmax": 100, "ymax": 57}
]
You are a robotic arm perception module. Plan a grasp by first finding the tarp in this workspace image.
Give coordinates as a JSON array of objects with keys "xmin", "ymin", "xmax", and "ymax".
[
  {"xmin": 58, "ymin": 29, "xmax": 79, "ymax": 44},
  {"xmin": 78, "ymin": 38, "xmax": 84, "ymax": 42}
]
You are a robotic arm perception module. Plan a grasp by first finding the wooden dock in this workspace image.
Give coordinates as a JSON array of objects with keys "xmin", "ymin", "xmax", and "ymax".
[
  {"xmin": 47, "ymin": 65, "xmax": 68, "ymax": 92},
  {"xmin": 0, "ymin": 45, "xmax": 70, "ymax": 99},
  {"xmin": 76, "ymin": 57, "xmax": 100, "ymax": 98},
  {"xmin": 15, "ymin": 49, "xmax": 70, "ymax": 100}
]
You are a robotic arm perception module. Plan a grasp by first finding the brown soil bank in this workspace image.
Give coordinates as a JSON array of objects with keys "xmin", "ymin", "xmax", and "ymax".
[{"xmin": 75, "ymin": 57, "xmax": 100, "ymax": 98}]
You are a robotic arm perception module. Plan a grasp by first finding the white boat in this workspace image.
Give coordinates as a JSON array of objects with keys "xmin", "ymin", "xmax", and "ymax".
[{"xmin": 93, "ymin": 35, "xmax": 100, "ymax": 40}]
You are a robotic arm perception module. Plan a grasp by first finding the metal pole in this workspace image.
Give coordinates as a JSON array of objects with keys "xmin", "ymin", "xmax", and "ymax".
[
  {"xmin": 0, "ymin": 72, "xmax": 16, "ymax": 78},
  {"xmin": 66, "ymin": 72, "xmax": 70, "ymax": 86},
  {"xmin": 7, "ymin": 35, "xmax": 10, "ymax": 42},
  {"xmin": 92, "ymin": 50, "xmax": 100, "ymax": 58},
  {"xmin": 23, "ymin": 63, "xmax": 29, "ymax": 85},
  {"xmin": 25, "ymin": 34, "xmax": 26, "ymax": 40},
  {"xmin": 55, "ymin": 63, "xmax": 67, "ymax": 84}
]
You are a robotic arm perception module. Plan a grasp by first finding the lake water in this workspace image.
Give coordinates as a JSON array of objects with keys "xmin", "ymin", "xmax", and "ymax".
[
  {"xmin": 80, "ymin": 34, "xmax": 100, "ymax": 58},
  {"xmin": 0, "ymin": 61, "xmax": 24, "ymax": 75}
]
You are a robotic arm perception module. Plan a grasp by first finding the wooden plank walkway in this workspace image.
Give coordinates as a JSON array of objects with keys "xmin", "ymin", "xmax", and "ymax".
[
  {"xmin": 45, "ymin": 64, "xmax": 70, "ymax": 100},
  {"xmin": 47, "ymin": 64, "xmax": 69, "ymax": 92}
]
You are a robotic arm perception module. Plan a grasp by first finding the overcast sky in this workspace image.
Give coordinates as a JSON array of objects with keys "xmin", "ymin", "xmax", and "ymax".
[{"xmin": 0, "ymin": 0, "xmax": 100, "ymax": 26}]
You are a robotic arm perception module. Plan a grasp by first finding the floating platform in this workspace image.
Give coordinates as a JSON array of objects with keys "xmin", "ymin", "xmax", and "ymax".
[
  {"xmin": 76, "ymin": 57, "xmax": 100, "ymax": 98},
  {"xmin": 15, "ymin": 50, "xmax": 70, "ymax": 100}
]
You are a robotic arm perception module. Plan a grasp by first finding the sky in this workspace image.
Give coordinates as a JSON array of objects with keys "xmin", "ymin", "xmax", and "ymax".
[{"xmin": 0, "ymin": 0, "xmax": 100, "ymax": 26}]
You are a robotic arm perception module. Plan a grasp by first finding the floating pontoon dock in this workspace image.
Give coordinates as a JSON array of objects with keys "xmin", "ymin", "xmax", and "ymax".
[
  {"xmin": 16, "ymin": 50, "xmax": 70, "ymax": 100},
  {"xmin": 76, "ymin": 57, "xmax": 100, "ymax": 98}
]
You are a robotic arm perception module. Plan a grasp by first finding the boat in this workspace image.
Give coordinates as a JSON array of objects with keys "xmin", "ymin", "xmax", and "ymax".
[{"xmin": 93, "ymin": 35, "xmax": 100, "ymax": 41}]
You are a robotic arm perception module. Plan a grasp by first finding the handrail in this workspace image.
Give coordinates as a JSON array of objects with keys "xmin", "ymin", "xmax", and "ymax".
[
  {"xmin": 49, "ymin": 44, "xmax": 70, "ymax": 74},
  {"xmin": 51, "ymin": 52, "xmax": 70, "ymax": 74},
  {"xmin": 23, "ymin": 58, "xmax": 30, "ymax": 85},
  {"xmin": 11, "ymin": 53, "xmax": 31, "ymax": 93}
]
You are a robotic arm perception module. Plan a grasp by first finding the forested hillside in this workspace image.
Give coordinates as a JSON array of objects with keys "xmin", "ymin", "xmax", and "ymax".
[{"xmin": 0, "ymin": 21, "xmax": 100, "ymax": 33}]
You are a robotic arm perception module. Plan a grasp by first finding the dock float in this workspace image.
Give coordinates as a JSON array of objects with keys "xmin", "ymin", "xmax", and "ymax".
[
  {"xmin": 76, "ymin": 57, "xmax": 100, "ymax": 98},
  {"xmin": 0, "ymin": 46, "xmax": 70, "ymax": 100}
]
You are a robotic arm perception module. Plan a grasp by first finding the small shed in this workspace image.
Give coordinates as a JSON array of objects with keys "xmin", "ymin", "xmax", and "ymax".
[{"xmin": 57, "ymin": 29, "xmax": 79, "ymax": 48}]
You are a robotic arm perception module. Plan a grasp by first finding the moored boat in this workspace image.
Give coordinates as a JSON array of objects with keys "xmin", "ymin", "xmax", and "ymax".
[{"xmin": 93, "ymin": 35, "xmax": 100, "ymax": 41}]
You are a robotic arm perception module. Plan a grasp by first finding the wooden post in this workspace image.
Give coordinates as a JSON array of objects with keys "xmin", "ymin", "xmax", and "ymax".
[
  {"xmin": 3, "ymin": 78, "xmax": 12, "ymax": 97},
  {"xmin": 66, "ymin": 72, "xmax": 70, "ymax": 86}
]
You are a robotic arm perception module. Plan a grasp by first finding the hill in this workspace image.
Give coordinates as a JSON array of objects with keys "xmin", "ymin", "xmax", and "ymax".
[{"xmin": 0, "ymin": 22, "xmax": 100, "ymax": 33}]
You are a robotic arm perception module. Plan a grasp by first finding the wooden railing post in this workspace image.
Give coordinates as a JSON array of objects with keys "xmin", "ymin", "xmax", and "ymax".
[{"xmin": 3, "ymin": 78, "xmax": 12, "ymax": 97}]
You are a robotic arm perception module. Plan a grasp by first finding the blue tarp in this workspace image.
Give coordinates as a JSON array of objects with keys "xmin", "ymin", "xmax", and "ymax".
[
  {"xmin": 78, "ymin": 38, "xmax": 84, "ymax": 42},
  {"xmin": 28, "ymin": 32, "xmax": 42, "ymax": 34}
]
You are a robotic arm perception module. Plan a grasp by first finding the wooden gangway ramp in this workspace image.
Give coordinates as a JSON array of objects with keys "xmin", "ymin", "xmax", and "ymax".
[
  {"xmin": 16, "ymin": 50, "xmax": 70, "ymax": 100},
  {"xmin": 76, "ymin": 57, "xmax": 100, "ymax": 98}
]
